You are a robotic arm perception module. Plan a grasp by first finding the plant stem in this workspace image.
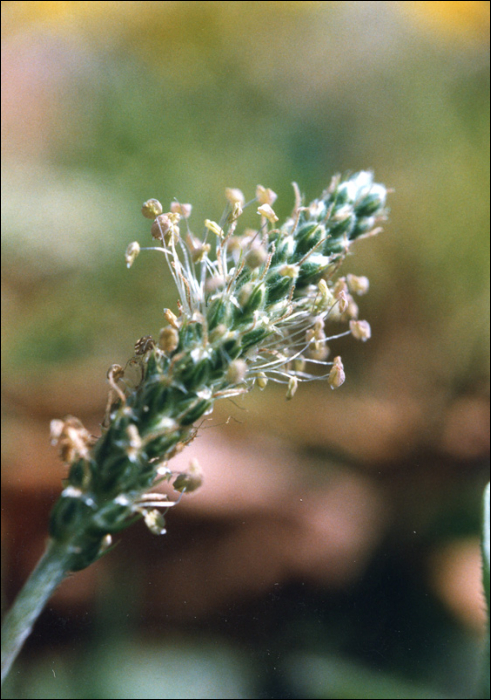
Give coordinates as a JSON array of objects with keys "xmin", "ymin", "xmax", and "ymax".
[
  {"xmin": 479, "ymin": 483, "xmax": 490, "ymax": 699},
  {"xmin": 1, "ymin": 539, "xmax": 72, "ymax": 685}
]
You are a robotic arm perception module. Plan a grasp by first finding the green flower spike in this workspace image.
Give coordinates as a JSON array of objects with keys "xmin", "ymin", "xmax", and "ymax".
[
  {"xmin": 51, "ymin": 171, "xmax": 388, "ymax": 568},
  {"xmin": 1, "ymin": 171, "xmax": 388, "ymax": 685}
]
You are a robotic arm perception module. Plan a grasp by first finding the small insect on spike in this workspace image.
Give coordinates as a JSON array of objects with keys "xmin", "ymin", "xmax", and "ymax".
[{"xmin": 134, "ymin": 336, "xmax": 156, "ymax": 355}]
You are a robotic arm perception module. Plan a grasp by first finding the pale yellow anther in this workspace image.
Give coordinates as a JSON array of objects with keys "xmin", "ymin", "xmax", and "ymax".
[
  {"xmin": 170, "ymin": 202, "xmax": 192, "ymax": 218},
  {"xmin": 306, "ymin": 321, "xmax": 326, "ymax": 353},
  {"xmin": 228, "ymin": 201, "xmax": 243, "ymax": 223},
  {"xmin": 226, "ymin": 359, "xmax": 248, "ymax": 385},
  {"xmin": 336, "ymin": 289, "xmax": 349, "ymax": 313},
  {"xmin": 186, "ymin": 233, "xmax": 211, "ymax": 263},
  {"xmin": 257, "ymin": 372, "xmax": 268, "ymax": 389},
  {"xmin": 328, "ymin": 356, "xmax": 345, "ymax": 390},
  {"xmin": 168, "ymin": 211, "xmax": 181, "ymax": 224},
  {"xmin": 159, "ymin": 326, "xmax": 179, "ymax": 353},
  {"xmin": 350, "ymin": 320, "xmax": 372, "ymax": 341},
  {"xmin": 256, "ymin": 185, "xmax": 278, "ymax": 206},
  {"xmin": 345, "ymin": 297, "xmax": 359, "ymax": 320},
  {"xmin": 245, "ymin": 246, "xmax": 268, "ymax": 269},
  {"xmin": 173, "ymin": 458, "xmax": 203, "ymax": 493},
  {"xmin": 49, "ymin": 419, "xmax": 65, "ymax": 443},
  {"xmin": 126, "ymin": 424, "xmax": 142, "ymax": 448},
  {"xmin": 151, "ymin": 214, "xmax": 180, "ymax": 243},
  {"xmin": 204, "ymin": 219, "xmax": 224, "ymax": 237},
  {"xmin": 141, "ymin": 199, "xmax": 163, "ymax": 219},
  {"xmin": 192, "ymin": 242, "xmax": 211, "ymax": 263},
  {"xmin": 347, "ymin": 274, "xmax": 370, "ymax": 296},
  {"xmin": 334, "ymin": 278, "xmax": 349, "ymax": 312},
  {"xmin": 163, "ymin": 308, "xmax": 180, "ymax": 329},
  {"xmin": 125, "ymin": 241, "xmax": 140, "ymax": 268},
  {"xmin": 279, "ymin": 264, "xmax": 299, "ymax": 278},
  {"xmin": 143, "ymin": 509, "xmax": 167, "ymax": 535},
  {"xmin": 286, "ymin": 376, "xmax": 298, "ymax": 400},
  {"xmin": 313, "ymin": 319, "xmax": 325, "ymax": 339},
  {"xmin": 49, "ymin": 416, "xmax": 92, "ymax": 463},
  {"xmin": 126, "ymin": 424, "xmax": 143, "ymax": 459},
  {"xmin": 293, "ymin": 357, "xmax": 306, "ymax": 372},
  {"xmin": 225, "ymin": 188, "xmax": 245, "ymax": 206},
  {"xmin": 308, "ymin": 200, "xmax": 324, "ymax": 218},
  {"xmin": 332, "ymin": 205, "xmax": 352, "ymax": 222},
  {"xmin": 308, "ymin": 344, "xmax": 330, "ymax": 361},
  {"xmin": 257, "ymin": 203, "xmax": 279, "ymax": 224},
  {"xmin": 238, "ymin": 282, "xmax": 254, "ymax": 307},
  {"xmin": 204, "ymin": 276, "xmax": 225, "ymax": 294},
  {"xmin": 209, "ymin": 324, "xmax": 228, "ymax": 343},
  {"xmin": 333, "ymin": 278, "xmax": 347, "ymax": 296},
  {"xmin": 314, "ymin": 279, "xmax": 335, "ymax": 312}
]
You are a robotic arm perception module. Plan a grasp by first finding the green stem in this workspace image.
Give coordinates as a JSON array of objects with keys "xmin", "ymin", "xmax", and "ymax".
[
  {"xmin": 1, "ymin": 539, "xmax": 72, "ymax": 686},
  {"xmin": 479, "ymin": 483, "xmax": 490, "ymax": 699}
]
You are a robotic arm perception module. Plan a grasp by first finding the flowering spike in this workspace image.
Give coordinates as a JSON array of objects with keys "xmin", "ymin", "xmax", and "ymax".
[{"xmin": 47, "ymin": 171, "xmax": 389, "ymax": 570}]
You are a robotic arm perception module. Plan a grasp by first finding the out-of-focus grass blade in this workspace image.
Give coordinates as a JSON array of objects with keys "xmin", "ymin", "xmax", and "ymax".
[
  {"xmin": 479, "ymin": 483, "xmax": 490, "ymax": 699},
  {"xmin": 285, "ymin": 652, "xmax": 450, "ymax": 699}
]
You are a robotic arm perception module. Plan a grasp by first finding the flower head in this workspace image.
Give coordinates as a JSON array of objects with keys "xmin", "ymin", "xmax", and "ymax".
[{"xmin": 49, "ymin": 172, "xmax": 389, "ymax": 568}]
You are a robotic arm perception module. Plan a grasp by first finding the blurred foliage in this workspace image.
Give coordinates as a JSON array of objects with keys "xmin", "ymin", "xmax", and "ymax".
[{"xmin": 2, "ymin": 2, "xmax": 489, "ymax": 699}]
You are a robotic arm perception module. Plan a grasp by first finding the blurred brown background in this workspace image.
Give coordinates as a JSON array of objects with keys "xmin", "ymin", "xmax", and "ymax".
[{"xmin": 2, "ymin": 2, "xmax": 489, "ymax": 698}]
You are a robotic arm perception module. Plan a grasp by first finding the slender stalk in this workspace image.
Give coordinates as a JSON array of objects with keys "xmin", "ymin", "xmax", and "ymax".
[
  {"xmin": 478, "ymin": 483, "xmax": 490, "ymax": 699},
  {"xmin": 1, "ymin": 539, "xmax": 72, "ymax": 685}
]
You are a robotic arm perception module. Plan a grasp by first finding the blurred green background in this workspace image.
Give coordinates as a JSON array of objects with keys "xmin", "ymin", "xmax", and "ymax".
[{"xmin": 2, "ymin": 2, "xmax": 489, "ymax": 698}]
